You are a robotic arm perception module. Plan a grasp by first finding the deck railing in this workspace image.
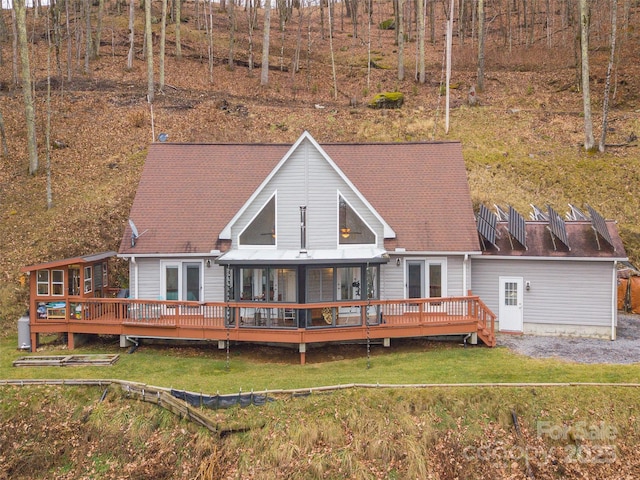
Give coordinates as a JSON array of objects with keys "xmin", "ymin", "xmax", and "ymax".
[{"xmin": 31, "ymin": 296, "xmax": 495, "ymax": 332}]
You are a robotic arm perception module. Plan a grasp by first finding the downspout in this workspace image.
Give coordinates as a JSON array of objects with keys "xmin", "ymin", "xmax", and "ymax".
[
  {"xmin": 462, "ymin": 254, "xmax": 468, "ymax": 295},
  {"xmin": 131, "ymin": 256, "xmax": 139, "ymax": 300},
  {"xmin": 611, "ymin": 261, "xmax": 617, "ymax": 341}
]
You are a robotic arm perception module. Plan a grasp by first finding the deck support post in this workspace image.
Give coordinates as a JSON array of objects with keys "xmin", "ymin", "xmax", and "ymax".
[
  {"xmin": 30, "ymin": 332, "xmax": 39, "ymax": 352},
  {"xmin": 67, "ymin": 332, "xmax": 75, "ymax": 350},
  {"xmin": 383, "ymin": 338, "xmax": 390, "ymax": 347},
  {"xmin": 218, "ymin": 340, "xmax": 226, "ymax": 349},
  {"xmin": 470, "ymin": 332, "xmax": 478, "ymax": 345},
  {"xmin": 299, "ymin": 343, "xmax": 306, "ymax": 365}
]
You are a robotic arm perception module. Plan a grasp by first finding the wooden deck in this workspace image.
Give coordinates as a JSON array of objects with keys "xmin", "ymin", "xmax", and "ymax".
[{"xmin": 28, "ymin": 297, "xmax": 496, "ymax": 364}]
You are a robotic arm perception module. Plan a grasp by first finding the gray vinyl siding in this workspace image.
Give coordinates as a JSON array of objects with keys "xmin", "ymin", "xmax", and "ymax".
[
  {"xmin": 131, "ymin": 257, "xmax": 224, "ymax": 302},
  {"xmin": 446, "ymin": 256, "xmax": 465, "ymax": 297},
  {"xmin": 380, "ymin": 255, "xmax": 466, "ymax": 300},
  {"xmin": 230, "ymin": 139, "xmax": 385, "ymax": 250},
  {"xmin": 380, "ymin": 258, "xmax": 404, "ymax": 299},
  {"xmin": 471, "ymin": 258, "xmax": 614, "ymax": 327},
  {"xmin": 204, "ymin": 263, "xmax": 225, "ymax": 301},
  {"xmin": 131, "ymin": 257, "xmax": 160, "ymax": 300}
]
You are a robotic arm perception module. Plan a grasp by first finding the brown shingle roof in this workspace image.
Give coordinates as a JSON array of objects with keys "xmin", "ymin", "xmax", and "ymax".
[{"xmin": 119, "ymin": 136, "xmax": 480, "ymax": 255}]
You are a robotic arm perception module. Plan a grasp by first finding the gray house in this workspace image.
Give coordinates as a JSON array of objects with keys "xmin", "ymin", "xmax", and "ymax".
[
  {"xmin": 21, "ymin": 132, "xmax": 627, "ymax": 358},
  {"xmin": 471, "ymin": 205, "xmax": 627, "ymax": 339}
]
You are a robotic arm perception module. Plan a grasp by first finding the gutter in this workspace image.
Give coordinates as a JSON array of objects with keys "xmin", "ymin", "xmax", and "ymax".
[
  {"xmin": 612, "ymin": 261, "xmax": 617, "ymax": 341},
  {"xmin": 462, "ymin": 253, "xmax": 468, "ymax": 294}
]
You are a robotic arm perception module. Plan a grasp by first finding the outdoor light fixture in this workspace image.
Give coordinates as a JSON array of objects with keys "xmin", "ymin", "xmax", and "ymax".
[
  {"xmin": 206, "ymin": 259, "xmax": 212, "ymax": 268},
  {"xmin": 526, "ymin": 280, "xmax": 531, "ymax": 291},
  {"xmin": 396, "ymin": 258, "xmax": 401, "ymax": 266}
]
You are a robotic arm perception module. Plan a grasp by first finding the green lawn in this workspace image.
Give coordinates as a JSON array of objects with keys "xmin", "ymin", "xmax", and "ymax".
[{"xmin": 2, "ymin": 334, "xmax": 639, "ymax": 394}]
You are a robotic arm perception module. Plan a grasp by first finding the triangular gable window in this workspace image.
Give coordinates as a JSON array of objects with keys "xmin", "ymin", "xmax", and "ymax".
[
  {"xmin": 339, "ymin": 196, "xmax": 375, "ymax": 245},
  {"xmin": 239, "ymin": 196, "xmax": 276, "ymax": 246}
]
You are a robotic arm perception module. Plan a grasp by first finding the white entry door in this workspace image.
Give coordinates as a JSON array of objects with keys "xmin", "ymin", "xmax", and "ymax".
[{"xmin": 499, "ymin": 276, "xmax": 523, "ymax": 332}]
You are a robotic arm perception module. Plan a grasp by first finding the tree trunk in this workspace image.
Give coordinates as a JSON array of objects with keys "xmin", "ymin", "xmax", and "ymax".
[
  {"xmin": 580, "ymin": 0, "xmax": 595, "ymax": 151},
  {"xmin": 228, "ymin": 0, "xmax": 235, "ymax": 69},
  {"xmin": 397, "ymin": 0, "xmax": 404, "ymax": 80},
  {"xmin": 159, "ymin": 0, "xmax": 167, "ymax": 91},
  {"xmin": 175, "ymin": 0, "xmax": 182, "ymax": 58},
  {"xmin": 51, "ymin": 0, "xmax": 62, "ymax": 77},
  {"xmin": 145, "ymin": 0, "xmax": 154, "ymax": 103},
  {"xmin": 417, "ymin": 0, "xmax": 425, "ymax": 83},
  {"xmin": 599, "ymin": 0, "xmax": 617, "ymax": 152},
  {"xmin": 247, "ymin": 0, "xmax": 255, "ymax": 73},
  {"xmin": 206, "ymin": 0, "xmax": 214, "ymax": 83},
  {"xmin": 127, "ymin": 0, "xmax": 135, "ymax": 69},
  {"xmin": 46, "ymin": 10, "xmax": 53, "ymax": 209},
  {"xmin": 260, "ymin": 0, "xmax": 271, "ymax": 85},
  {"xmin": 14, "ymin": 0, "xmax": 38, "ymax": 175},
  {"xmin": 94, "ymin": 0, "xmax": 105, "ymax": 58},
  {"xmin": 84, "ymin": 0, "xmax": 92, "ymax": 74},
  {"xmin": 328, "ymin": 0, "xmax": 338, "ymax": 100},
  {"xmin": 445, "ymin": 0, "xmax": 454, "ymax": 134},
  {"xmin": 66, "ymin": 0, "xmax": 72, "ymax": 80},
  {"xmin": 477, "ymin": 0, "xmax": 485, "ymax": 91}
]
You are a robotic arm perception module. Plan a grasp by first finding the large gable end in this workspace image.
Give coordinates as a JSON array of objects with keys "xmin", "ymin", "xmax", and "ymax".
[{"xmin": 220, "ymin": 131, "xmax": 396, "ymax": 241}]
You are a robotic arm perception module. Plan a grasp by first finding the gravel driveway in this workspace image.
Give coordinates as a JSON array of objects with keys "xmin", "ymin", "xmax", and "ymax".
[{"xmin": 497, "ymin": 313, "xmax": 640, "ymax": 364}]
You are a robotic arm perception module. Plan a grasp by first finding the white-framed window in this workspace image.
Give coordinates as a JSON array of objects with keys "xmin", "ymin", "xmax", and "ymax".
[
  {"xmin": 84, "ymin": 266, "xmax": 92, "ymax": 293},
  {"xmin": 36, "ymin": 270, "xmax": 50, "ymax": 296},
  {"xmin": 36, "ymin": 269, "xmax": 66, "ymax": 296},
  {"xmin": 51, "ymin": 270, "xmax": 64, "ymax": 296},
  {"xmin": 239, "ymin": 194, "xmax": 276, "ymax": 247},
  {"xmin": 161, "ymin": 261, "xmax": 203, "ymax": 301},
  {"xmin": 337, "ymin": 194, "xmax": 376, "ymax": 245},
  {"xmin": 406, "ymin": 258, "xmax": 447, "ymax": 299}
]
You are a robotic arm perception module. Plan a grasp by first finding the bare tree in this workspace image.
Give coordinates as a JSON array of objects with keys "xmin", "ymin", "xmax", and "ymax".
[
  {"xmin": 417, "ymin": 0, "xmax": 425, "ymax": 83},
  {"xmin": 84, "ymin": 0, "xmax": 92, "ymax": 74},
  {"xmin": 127, "ymin": 0, "xmax": 135, "ymax": 69},
  {"xmin": 94, "ymin": 0, "xmax": 105, "ymax": 58},
  {"xmin": 328, "ymin": 0, "xmax": 338, "ymax": 99},
  {"xmin": 228, "ymin": 0, "xmax": 236, "ymax": 69},
  {"xmin": 159, "ymin": 0, "xmax": 168, "ymax": 91},
  {"xmin": 579, "ymin": 0, "xmax": 595, "ymax": 151},
  {"xmin": 397, "ymin": 0, "xmax": 404, "ymax": 80},
  {"xmin": 45, "ymin": 9, "xmax": 53, "ymax": 209},
  {"xmin": 145, "ymin": 0, "xmax": 154, "ymax": 103},
  {"xmin": 66, "ymin": 0, "xmax": 72, "ymax": 80},
  {"xmin": 175, "ymin": 0, "xmax": 182, "ymax": 58},
  {"xmin": 477, "ymin": 0, "xmax": 485, "ymax": 91},
  {"xmin": 260, "ymin": 0, "xmax": 271, "ymax": 85},
  {"xmin": 599, "ymin": 0, "xmax": 617, "ymax": 152},
  {"xmin": 206, "ymin": 0, "xmax": 214, "ymax": 83},
  {"xmin": 14, "ymin": 0, "xmax": 38, "ymax": 175},
  {"xmin": 246, "ymin": 0, "xmax": 257, "ymax": 73}
]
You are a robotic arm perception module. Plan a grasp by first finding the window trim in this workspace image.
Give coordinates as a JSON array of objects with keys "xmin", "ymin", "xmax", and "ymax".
[
  {"xmin": 405, "ymin": 258, "xmax": 447, "ymax": 299},
  {"xmin": 36, "ymin": 270, "xmax": 50, "ymax": 296},
  {"xmin": 84, "ymin": 266, "xmax": 93, "ymax": 293},
  {"xmin": 51, "ymin": 269, "xmax": 65, "ymax": 296}
]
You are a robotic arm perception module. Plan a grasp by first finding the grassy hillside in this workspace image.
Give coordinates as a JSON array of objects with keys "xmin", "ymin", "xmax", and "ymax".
[
  {"xmin": 2, "ymin": 382, "xmax": 640, "ymax": 479},
  {"xmin": 1, "ymin": 2, "xmax": 639, "ymax": 332}
]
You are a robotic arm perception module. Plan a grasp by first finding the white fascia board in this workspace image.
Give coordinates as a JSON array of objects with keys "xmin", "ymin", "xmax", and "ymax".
[
  {"xmin": 396, "ymin": 251, "xmax": 482, "ymax": 256},
  {"xmin": 118, "ymin": 252, "xmax": 220, "ymax": 259}
]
